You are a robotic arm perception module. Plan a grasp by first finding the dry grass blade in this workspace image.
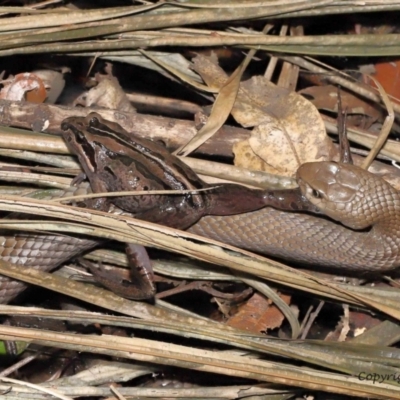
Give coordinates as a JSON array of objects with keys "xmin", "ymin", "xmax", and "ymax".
[
  {"xmin": 2, "ymin": 302, "xmax": 397, "ymax": 379},
  {"xmin": 0, "ymin": 376, "xmax": 73, "ymax": 400},
  {"xmin": 175, "ymin": 59, "xmax": 246, "ymax": 156},
  {"xmin": 4, "ymin": 33, "xmax": 400, "ymax": 58},
  {"xmin": 2, "ymin": 3, "xmax": 400, "ymax": 57},
  {"xmin": 0, "ymin": 325, "xmax": 399, "ymax": 398},
  {"xmin": 0, "ymin": 4, "xmax": 159, "ymax": 31},
  {"xmin": 0, "ymin": 303, "xmax": 394, "ymax": 378},
  {"xmin": 361, "ymin": 75, "xmax": 394, "ymax": 170}
]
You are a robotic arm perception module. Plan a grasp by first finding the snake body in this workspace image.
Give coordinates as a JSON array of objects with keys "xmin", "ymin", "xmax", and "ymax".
[
  {"xmin": 190, "ymin": 162, "xmax": 400, "ymax": 271},
  {"xmin": 0, "ymin": 161, "xmax": 399, "ymax": 303}
]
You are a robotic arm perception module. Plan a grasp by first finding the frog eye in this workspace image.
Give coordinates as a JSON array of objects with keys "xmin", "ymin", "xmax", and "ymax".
[
  {"xmin": 89, "ymin": 116, "xmax": 100, "ymax": 127},
  {"xmin": 155, "ymin": 139, "xmax": 167, "ymax": 147}
]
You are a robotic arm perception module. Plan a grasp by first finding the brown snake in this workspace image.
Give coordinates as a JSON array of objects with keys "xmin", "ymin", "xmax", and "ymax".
[{"xmin": 0, "ymin": 161, "xmax": 399, "ymax": 303}]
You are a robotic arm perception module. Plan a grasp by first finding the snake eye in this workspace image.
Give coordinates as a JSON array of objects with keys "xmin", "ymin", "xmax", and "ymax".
[{"xmin": 311, "ymin": 189, "xmax": 321, "ymax": 199}]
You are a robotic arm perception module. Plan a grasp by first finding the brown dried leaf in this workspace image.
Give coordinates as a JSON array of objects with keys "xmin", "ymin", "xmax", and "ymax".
[
  {"xmin": 226, "ymin": 292, "xmax": 290, "ymax": 333},
  {"xmin": 73, "ymin": 74, "xmax": 135, "ymax": 113},
  {"xmin": 0, "ymin": 72, "xmax": 47, "ymax": 103},
  {"xmin": 233, "ymin": 77, "xmax": 334, "ymax": 176},
  {"xmin": 190, "ymin": 56, "xmax": 333, "ymax": 176}
]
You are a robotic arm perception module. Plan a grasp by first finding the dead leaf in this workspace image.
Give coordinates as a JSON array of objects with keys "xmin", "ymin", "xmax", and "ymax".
[
  {"xmin": 233, "ymin": 77, "xmax": 334, "ymax": 176},
  {"xmin": 0, "ymin": 72, "xmax": 47, "ymax": 103},
  {"xmin": 33, "ymin": 69, "xmax": 65, "ymax": 104},
  {"xmin": 191, "ymin": 56, "xmax": 332, "ymax": 176},
  {"xmin": 227, "ymin": 292, "xmax": 290, "ymax": 333},
  {"xmin": 74, "ymin": 73, "xmax": 135, "ymax": 113}
]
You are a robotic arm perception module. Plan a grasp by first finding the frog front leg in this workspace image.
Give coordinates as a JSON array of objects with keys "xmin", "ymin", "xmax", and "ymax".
[
  {"xmin": 70, "ymin": 172, "xmax": 110, "ymax": 212},
  {"xmin": 80, "ymin": 244, "xmax": 155, "ymax": 300}
]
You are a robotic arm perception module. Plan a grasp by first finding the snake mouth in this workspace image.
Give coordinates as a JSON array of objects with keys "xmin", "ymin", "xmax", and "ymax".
[{"xmin": 297, "ymin": 178, "xmax": 324, "ymax": 211}]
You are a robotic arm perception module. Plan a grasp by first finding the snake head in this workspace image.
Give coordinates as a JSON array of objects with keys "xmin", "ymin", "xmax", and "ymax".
[{"xmin": 296, "ymin": 161, "xmax": 397, "ymax": 230}]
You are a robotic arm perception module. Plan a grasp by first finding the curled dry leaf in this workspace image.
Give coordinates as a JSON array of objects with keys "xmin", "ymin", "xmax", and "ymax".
[
  {"xmin": 0, "ymin": 72, "xmax": 47, "ymax": 103},
  {"xmin": 33, "ymin": 70, "xmax": 66, "ymax": 104},
  {"xmin": 74, "ymin": 74, "xmax": 135, "ymax": 113},
  {"xmin": 233, "ymin": 77, "xmax": 334, "ymax": 177}
]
